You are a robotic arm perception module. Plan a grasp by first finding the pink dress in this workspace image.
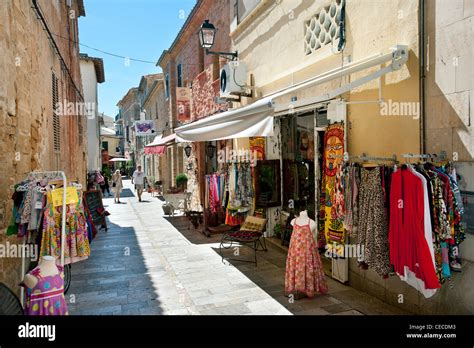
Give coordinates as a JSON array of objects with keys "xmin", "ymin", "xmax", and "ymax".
[
  {"xmin": 24, "ymin": 266, "xmax": 69, "ymax": 316},
  {"xmin": 285, "ymin": 219, "xmax": 328, "ymax": 298}
]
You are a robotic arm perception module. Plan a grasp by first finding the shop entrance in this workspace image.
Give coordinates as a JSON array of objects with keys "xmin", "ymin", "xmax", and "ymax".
[{"xmin": 281, "ymin": 112, "xmax": 316, "ymax": 219}]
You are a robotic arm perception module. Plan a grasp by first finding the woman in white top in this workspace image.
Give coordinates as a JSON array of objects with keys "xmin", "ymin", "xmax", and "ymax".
[{"xmin": 111, "ymin": 169, "xmax": 123, "ymax": 203}]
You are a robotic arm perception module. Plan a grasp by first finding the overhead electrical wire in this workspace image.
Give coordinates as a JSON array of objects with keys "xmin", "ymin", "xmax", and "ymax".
[{"xmin": 51, "ymin": 32, "xmax": 157, "ymax": 64}]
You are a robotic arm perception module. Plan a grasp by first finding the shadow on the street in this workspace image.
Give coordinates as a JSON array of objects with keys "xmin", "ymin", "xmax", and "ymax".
[
  {"xmin": 211, "ymin": 242, "xmax": 336, "ymax": 315},
  {"xmin": 118, "ymin": 188, "xmax": 135, "ymax": 198},
  {"xmin": 67, "ymin": 220, "xmax": 165, "ymax": 315},
  {"xmin": 164, "ymin": 216, "xmax": 222, "ymax": 245}
]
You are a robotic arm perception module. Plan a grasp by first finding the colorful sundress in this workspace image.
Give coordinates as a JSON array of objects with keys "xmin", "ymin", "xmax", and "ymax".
[{"xmin": 24, "ymin": 266, "xmax": 69, "ymax": 316}]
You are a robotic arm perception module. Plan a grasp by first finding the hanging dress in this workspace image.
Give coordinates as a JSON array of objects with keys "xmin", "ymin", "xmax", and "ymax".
[
  {"xmin": 40, "ymin": 191, "xmax": 90, "ymax": 264},
  {"xmin": 24, "ymin": 266, "xmax": 69, "ymax": 316},
  {"xmin": 285, "ymin": 219, "xmax": 328, "ymax": 298},
  {"xmin": 357, "ymin": 168, "xmax": 391, "ymax": 276}
]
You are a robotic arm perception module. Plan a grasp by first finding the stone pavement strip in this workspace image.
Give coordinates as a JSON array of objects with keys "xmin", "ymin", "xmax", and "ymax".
[{"xmin": 68, "ymin": 179, "xmax": 406, "ymax": 315}]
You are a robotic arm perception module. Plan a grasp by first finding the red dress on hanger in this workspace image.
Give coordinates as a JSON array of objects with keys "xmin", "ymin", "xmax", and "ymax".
[{"xmin": 389, "ymin": 168, "xmax": 440, "ymax": 290}]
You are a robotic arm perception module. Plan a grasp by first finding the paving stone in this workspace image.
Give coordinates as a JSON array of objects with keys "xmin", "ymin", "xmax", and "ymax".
[
  {"xmin": 330, "ymin": 309, "xmax": 364, "ymax": 315},
  {"xmin": 295, "ymin": 308, "xmax": 331, "ymax": 315},
  {"xmin": 139, "ymin": 306, "xmax": 164, "ymax": 315},
  {"xmin": 320, "ymin": 303, "xmax": 353, "ymax": 314}
]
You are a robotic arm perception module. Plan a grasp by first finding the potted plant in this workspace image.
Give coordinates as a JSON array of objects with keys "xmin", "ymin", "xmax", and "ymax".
[
  {"xmin": 176, "ymin": 173, "xmax": 188, "ymax": 192},
  {"xmin": 147, "ymin": 176, "xmax": 155, "ymax": 193},
  {"xmin": 274, "ymin": 223, "xmax": 282, "ymax": 239}
]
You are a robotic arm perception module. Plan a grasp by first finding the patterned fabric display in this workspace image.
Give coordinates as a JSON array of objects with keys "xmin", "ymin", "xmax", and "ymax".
[{"xmin": 318, "ymin": 122, "xmax": 345, "ymax": 248}]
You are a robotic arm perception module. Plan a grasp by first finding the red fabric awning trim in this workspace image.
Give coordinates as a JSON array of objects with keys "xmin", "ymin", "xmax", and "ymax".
[{"xmin": 144, "ymin": 146, "xmax": 166, "ymax": 155}]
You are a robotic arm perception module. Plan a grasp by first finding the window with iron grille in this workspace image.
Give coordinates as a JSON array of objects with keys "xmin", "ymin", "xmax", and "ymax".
[{"xmin": 52, "ymin": 72, "xmax": 61, "ymax": 152}]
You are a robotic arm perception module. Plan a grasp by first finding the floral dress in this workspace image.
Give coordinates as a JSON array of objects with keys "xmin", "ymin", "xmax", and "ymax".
[
  {"xmin": 40, "ymin": 192, "xmax": 90, "ymax": 264},
  {"xmin": 24, "ymin": 266, "xmax": 69, "ymax": 316},
  {"xmin": 285, "ymin": 220, "xmax": 328, "ymax": 298}
]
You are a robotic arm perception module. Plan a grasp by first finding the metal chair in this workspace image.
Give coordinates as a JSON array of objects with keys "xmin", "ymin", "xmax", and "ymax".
[
  {"xmin": 219, "ymin": 216, "xmax": 268, "ymax": 265},
  {"xmin": 0, "ymin": 282, "xmax": 23, "ymax": 315}
]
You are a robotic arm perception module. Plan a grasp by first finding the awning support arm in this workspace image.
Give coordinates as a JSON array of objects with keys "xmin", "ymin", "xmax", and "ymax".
[{"xmin": 274, "ymin": 45, "xmax": 408, "ymax": 112}]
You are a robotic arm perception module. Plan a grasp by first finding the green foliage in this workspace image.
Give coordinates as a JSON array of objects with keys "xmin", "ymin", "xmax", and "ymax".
[
  {"xmin": 101, "ymin": 165, "xmax": 112, "ymax": 179},
  {"xmin": 176, "ymin": 173, "xmax": 188, "ymax": 188},
  {"xmin": 274, "ymin": 223, "xmax": 282, "ymax": 238}
]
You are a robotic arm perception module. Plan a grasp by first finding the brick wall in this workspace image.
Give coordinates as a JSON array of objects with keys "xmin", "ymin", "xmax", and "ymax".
[
  {"xmin": 191, "ymin": 65, "xmax": 228, "ymax": 120},
  {"xmin": 0, "ymin": 0, "xmax": 86, "ymax": 297}
]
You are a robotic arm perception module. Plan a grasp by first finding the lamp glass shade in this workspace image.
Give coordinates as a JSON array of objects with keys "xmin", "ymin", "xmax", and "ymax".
[
  {"xmin": 206, "ymin": 143, "xmax": 216, "ymax": 159},
  {"xmin": 199, "ymin": 20, "xmax": 216, "ymax": 49},
  {"xmin": 184, "ymin": 145, "xmax": 192, "ymax": 158}
]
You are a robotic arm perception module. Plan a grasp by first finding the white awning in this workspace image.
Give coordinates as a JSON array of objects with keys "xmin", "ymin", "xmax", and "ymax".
[
  {"xmin": 175, "ymin": 45, "xmax": 409, "ymax": 142},
  {"xmin": 100, "ymin": 127, "xmax": 116, "ymax": 136},
  {"xmin": 175, "ymin": 97, "xmax": 274, "ymax": 142},
  {"xmin": 145, "ymin": 134, "xmax": 163, "ymax": 147}
]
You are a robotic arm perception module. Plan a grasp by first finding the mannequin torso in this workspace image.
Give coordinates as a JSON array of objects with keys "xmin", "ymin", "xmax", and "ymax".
[
  {"xmin": 291, "ymin": 210, "xmax": 317, "ymax": 234},
  {"xmin": 23, "ymin": 256, "xmax": 59, "ymax": 289}
]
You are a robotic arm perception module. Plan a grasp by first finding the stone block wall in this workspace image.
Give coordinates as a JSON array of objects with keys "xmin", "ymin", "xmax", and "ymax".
[
  {"xmin": 0, "ymin": 0, "xmax": 86, "ymax": 297},
  {"xmin": 424, "ymin": 0, "xmax": 474, "ymax": 161}
]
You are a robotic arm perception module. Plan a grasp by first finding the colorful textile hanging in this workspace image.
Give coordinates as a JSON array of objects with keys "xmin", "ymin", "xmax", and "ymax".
[
  {"xmin": 249, "ymin": 137, "xmax": 265, "ymax": 161},
  {"xmin": 318, "ymin": 122, "xmax": 345, "ymax": 249}
]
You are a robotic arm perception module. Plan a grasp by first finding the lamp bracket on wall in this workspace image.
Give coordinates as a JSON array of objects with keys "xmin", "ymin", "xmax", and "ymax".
[{"xmin": 205, "ymin": 49, "xmax": 238, "ymax": 61}]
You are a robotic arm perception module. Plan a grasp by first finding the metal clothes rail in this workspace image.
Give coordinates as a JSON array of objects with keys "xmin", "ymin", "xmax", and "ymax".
[
  {"xmin": 329, "ymin": 152, "xmax": 399, "ymax": 163},
  {"xmin": 19, "ymin": 171, "xmax": 67, "ymax": 306}
]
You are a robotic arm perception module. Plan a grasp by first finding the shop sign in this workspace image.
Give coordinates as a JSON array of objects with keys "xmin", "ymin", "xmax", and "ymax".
[
  {"xmin": 176, "ymin": 87, "xmax": 191, "ymax": 122},
  {"xmin": 134, "ymin": 120, "xmax": 156, "ymax": 136}
]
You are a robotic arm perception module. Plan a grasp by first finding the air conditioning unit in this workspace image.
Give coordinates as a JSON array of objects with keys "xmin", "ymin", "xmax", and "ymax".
[{"xmin": 220, "ymin": 62, "xmax": 247, "ymax": 98}]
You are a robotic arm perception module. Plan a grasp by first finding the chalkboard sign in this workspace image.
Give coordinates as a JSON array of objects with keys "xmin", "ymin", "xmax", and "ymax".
[{"xmin": 83, "ymin": 190, "xmax": 107, "ymax": 230}]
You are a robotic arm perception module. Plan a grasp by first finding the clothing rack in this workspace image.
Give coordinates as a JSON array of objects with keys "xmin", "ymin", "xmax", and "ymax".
[
  {"xmin": 20, "ymin": 171, "xmax": 67, "ymax": 306},
  {"xmin": 402, "ymin": 151, "xmax": 447, "ymax": 163},
  {"xmin": 329, "ymin": 153, "xmax": 399, "ymax": 164}
]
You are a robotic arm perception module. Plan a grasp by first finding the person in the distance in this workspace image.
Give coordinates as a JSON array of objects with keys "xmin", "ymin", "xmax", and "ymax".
[
  {"xmin": 132, "ymin": 165, "xmax": 145, "ymax": 202},
  {"xmin": 111, "ymin": 170, "xmax": 123, "ymax": 204}
]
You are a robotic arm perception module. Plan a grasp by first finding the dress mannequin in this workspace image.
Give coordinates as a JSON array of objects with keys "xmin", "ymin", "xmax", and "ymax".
[
  {"xmin": 22, "ymin": 255, "xmax": 68, "ymax": 315},
  {"xmin": 23, "ymin": 256, "xmax": 59, "ymax": 289},
  {"xmin": 285, "ymin": 210, "xmax": 328, "ymax": 299},
  {"xmin": 291, "ymin": 210, "xmax": 317, "ymax": 236}
]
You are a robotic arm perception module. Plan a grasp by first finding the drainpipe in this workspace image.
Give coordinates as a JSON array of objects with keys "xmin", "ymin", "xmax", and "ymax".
[{"xmin": 419, "ymin": 0, "xmax": 426, "ymax": 153}]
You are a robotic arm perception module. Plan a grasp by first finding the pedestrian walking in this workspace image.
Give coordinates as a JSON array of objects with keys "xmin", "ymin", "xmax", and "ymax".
[
  {"xmin": 132, "ymin": 165, "xmax": 145, "ymax": 202},
  {"xmin": 100, "ymin": 172, "xmax": 111, "ymax": 197},
  {"xmin": 111, "ymin": 169, "xmax": 123, "ymax": 204}
]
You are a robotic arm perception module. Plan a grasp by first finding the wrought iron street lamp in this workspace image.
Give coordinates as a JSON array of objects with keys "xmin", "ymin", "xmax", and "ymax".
[{"xmin": 199, "ymin": 20, "xmax": 238, "ymax": 60}]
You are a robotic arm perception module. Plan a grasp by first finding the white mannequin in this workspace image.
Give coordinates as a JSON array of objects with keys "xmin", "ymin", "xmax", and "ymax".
[
  {"xmin": 23, "ymin": 256, "xmax": 59, "ymax": 289},
  {"xmin": 291, "ymin": 210, "xmax": 317, "ymax": 235}
]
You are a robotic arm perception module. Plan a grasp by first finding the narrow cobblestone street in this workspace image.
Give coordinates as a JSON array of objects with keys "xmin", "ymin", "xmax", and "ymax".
[{"xmin": 68, "ymin": 180, "xmax": 407, "ymax": 315}]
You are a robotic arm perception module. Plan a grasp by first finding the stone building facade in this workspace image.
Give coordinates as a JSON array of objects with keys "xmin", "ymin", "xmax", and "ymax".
[
  {"xmin": 156, "ymin": 0, "xmax": 231, "ymax": 201},
  {"xmin": 117, "ymin": 87, "xmax": 140, "ymax": 171},
  {"xmin": 141, "ymin": 74, "xmax": 170, "ymax": 189},
  {"xmin": 225, "ymin": 0, "xmax": 473, "ymax": 314},
  {"xmin": 0, "ymin": 0, "xmax": 87, "ymax": 295}
]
